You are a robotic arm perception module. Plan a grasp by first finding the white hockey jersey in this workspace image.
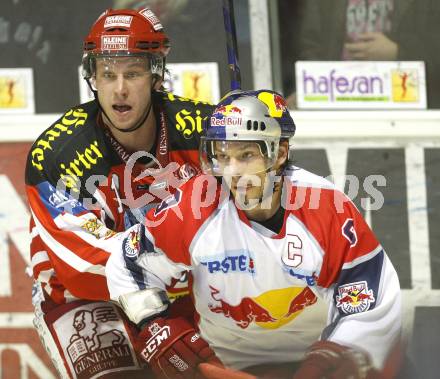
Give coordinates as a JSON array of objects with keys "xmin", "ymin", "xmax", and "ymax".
[{"xmin": 106, "ymin": 167, "xmax": 402, "ymax": 370}]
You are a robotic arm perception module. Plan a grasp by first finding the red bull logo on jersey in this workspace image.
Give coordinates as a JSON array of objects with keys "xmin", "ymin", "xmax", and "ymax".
[
  {"xmin": 208, "ymin": 286, "xmax": 317, "ymax": 329},
  {"xmin": 201, "ymin": 254, "xmax": 255, "ymax": 274},
  {"xmin": 336, "ymin": 281, "xmax": 375, "ymax": 314}
]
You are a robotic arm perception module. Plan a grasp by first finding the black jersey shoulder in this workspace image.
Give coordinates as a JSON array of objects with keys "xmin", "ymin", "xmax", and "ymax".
[
  {"xmin": 154, "ymin": 91, "xmax": 215, "ymax": 151},
  {"xmin": 25, "ymin": 100, "xmax": 115, "ymax": 192}
]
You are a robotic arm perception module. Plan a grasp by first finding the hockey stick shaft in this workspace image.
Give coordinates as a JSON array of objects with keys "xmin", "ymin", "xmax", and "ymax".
[{"xmin": 222, "ymin": 0, "xmax": 241, "ymax": 90}]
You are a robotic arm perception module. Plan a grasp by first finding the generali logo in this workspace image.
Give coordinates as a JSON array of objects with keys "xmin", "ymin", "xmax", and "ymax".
[{"xmin": 66, "ymin": 306, "xmax": 135, "ymax": 378}]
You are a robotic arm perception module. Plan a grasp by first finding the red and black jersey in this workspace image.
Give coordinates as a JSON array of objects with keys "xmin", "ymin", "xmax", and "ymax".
[{"xmin": 25, "ymin": 91, "xmax": 214, "ymax": 303}]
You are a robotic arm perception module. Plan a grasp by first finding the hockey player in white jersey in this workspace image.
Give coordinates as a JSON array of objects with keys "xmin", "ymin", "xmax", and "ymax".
[{"xmin": 106, "ymin": 90, "xmax": 402, "ymax": 379}]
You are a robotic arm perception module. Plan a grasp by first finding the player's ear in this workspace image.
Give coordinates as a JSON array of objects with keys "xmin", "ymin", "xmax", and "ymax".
[
  {"xmin": 153, "ymin": 76, "xmax": 163, "ymax": 91},
  {"xmin": 274, "ymin": 140, "xmax": 288, "ymax": 169}
]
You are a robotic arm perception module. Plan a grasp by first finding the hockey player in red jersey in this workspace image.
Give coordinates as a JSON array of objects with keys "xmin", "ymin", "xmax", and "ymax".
[
  {"xmin": 106, "ymin": 90, "xmax": 403, "ymax": 379},
  {"xmin": 25, "ymin": 8, "xmax": 215, "ymax": 378}
]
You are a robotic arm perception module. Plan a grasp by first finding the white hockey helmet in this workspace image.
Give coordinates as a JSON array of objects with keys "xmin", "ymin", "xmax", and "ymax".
[{"xmin": 200, "ymin": 90, "xmax": 296, "ymax": 176}]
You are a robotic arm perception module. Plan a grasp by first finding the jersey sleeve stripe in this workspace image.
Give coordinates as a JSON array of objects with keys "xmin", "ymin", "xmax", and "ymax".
[
  {"xmin": 31, "ymin": 250, "xmax": 50, "ymax": 267},
  {"xmin": 30, "ymin": 226, "xmax": 40, "ymax": 239},
  {"xmin": 37, "ymin": 268, "xmax": 55, "ymax": 283},
  {"xmin": 341, "ymin": 245, "xmax": 383, "ymax": 270},
  {"xmin": 31, "ymin": 209, "xmax": 106, "ymax": 274}
]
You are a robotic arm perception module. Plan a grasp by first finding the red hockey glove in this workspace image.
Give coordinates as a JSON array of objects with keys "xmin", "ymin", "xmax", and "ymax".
[
  {"xmin": 137, "ymin": 316, "xmax": 222, "ymax": 379},
  {"xmin": 292, "ymin": 341, "xmax": 382, "ymax": 379}
]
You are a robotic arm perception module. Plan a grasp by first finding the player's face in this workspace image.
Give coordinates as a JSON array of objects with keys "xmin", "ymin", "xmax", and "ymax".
[
  {"xmin": 94, "ymin": 56, "xmax": 153, "ymax": 131},
  {"xmin": 213, "ymin": 140, "xmax": 288, "ymax": 212},
  {"xmin": 213, "ymin": 141, "xmax": 271, "ymax": 201},
  {"xmin": 213, "ymin": 141, "xmax": 269, "ymax": 177}
]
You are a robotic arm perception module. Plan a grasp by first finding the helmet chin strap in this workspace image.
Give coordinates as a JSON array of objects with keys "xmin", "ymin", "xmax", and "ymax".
[{"xmin": 85, "ymin": 78, "xmax": 155, "ymax": 133}]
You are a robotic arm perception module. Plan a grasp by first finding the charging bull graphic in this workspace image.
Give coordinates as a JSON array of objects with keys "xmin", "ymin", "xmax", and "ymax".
[{"xmin": 208, "ymin": 286, "xmax": 317, "ymax": 329}]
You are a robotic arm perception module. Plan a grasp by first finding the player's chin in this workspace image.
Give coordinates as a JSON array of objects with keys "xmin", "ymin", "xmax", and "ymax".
[
  {"xmin": 234, "ymin": 188, "xmax": 263, "ymax": 206},
  {"xmin": 110, "ymin": 115, "xmax": 139, "ymax": 131}
]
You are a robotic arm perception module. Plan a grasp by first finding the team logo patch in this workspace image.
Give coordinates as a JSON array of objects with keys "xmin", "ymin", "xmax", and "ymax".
[
  {"xmin": 80, "ymin": 217, "xmax": 115, "ymax": 239},
  {"xmin": 101, "ymin": 35, "xmax": 129, "ymax": 50},
  {"xmin": 139, "ymin": 8, "xmax": 163, "ymax": 31},
  {"xmin": 123, "ymin": 227, "xmax": 143, "ymax": 259},
  {"xmin": 52, "ymin": 303, "xmax": 139, "ymax": 378},
  {"xmin": 104, "ymin": 15, "xmax": 133, "ymax": 28},
  {"xmin": 336, "ymin": 281, "xmax": 375, "ymax": 314}
]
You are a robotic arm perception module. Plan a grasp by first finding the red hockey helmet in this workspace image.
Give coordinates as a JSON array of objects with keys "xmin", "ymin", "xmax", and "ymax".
[{"xmin": 82, "ymin": 8, "xmax": 170, "ymax": 80}]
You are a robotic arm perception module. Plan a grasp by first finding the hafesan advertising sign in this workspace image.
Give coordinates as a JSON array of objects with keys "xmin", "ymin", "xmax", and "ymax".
[{"xmin": 295, "ymin": 61, "xmax": 426, "ymax": 109}]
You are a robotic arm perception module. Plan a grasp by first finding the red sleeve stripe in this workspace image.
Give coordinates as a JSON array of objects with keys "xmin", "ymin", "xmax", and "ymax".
[
  {"xmin": 30, "ymin": 196, "xmax": 111, "ymax": 265},
  {"xmin": 30, "ymin": 226, "xmax": 40, "ymax": 239},
  {"xmin": 31, "ymin": 250, "xmax": 50, "ymax": 268},
  {"xmin": 37, "ymin": 268, "xmax": 55, "ymax": 283},
  {"xmin": 53, "ymin": 215, "xmax": 115, "ymax": 252},
  {"xmin": 93, "ymin": 187, "xmax": 116, "ymax": 222},
  {"xmin": 31, "ymin": 209, "xmax": 107, "ymax": 274}
]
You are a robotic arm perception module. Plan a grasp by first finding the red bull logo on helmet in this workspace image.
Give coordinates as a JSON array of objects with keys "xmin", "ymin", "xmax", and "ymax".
[
  {"xmin": 273, "ymin": 93, "xmax": 287, "ymax": 111},
  {"xmin": 214, "ymin": 104, "xmax": 243, "ymax": 116},
  {"xmin": 336, "ymin": 280, "xmax": 375, "ymax": 314},
  {"xmin": 210, "ymin": 116, "xmax": 242, "ymax": 127},
  {"xmin": 211, "ymin": 104, "xmax": 243, "ymax": 127},
  {"xmin": 208, "ymin": 286, "xmax": 317, "ymax": 330}
]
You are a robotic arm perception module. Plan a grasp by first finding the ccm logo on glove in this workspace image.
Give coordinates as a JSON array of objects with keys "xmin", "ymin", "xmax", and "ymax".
[
  {"xmin": 140, "ymin": 323, "xmax": 171, "ymax": 362},
  {"xmin": 136, "ymin": 317, "xmax": 222, "ymax": 378}
]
